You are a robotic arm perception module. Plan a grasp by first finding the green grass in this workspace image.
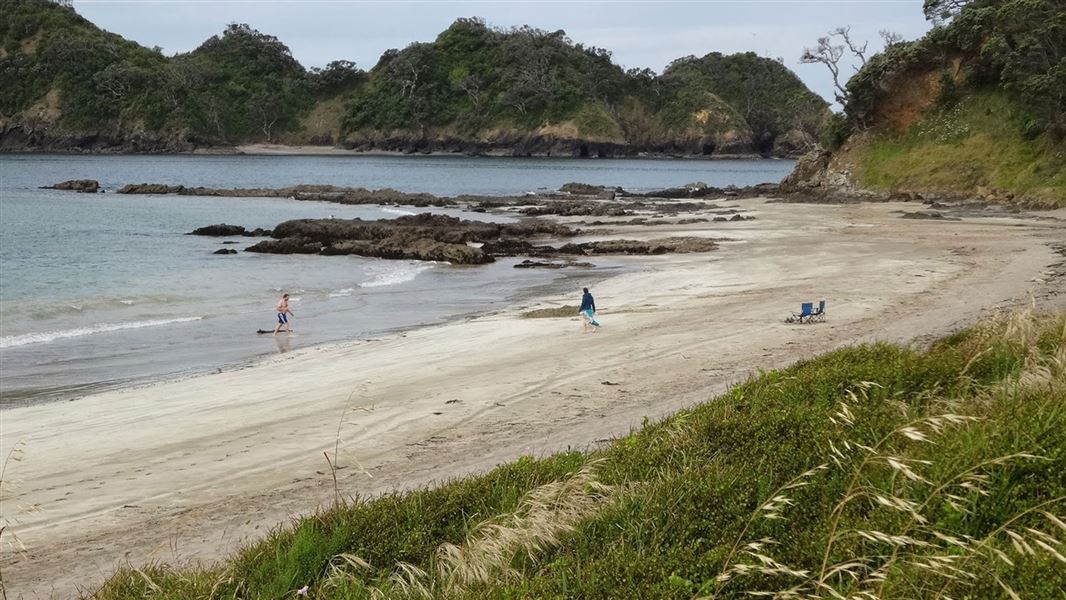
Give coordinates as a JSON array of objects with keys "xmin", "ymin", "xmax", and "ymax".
[
  {"xmin": 854, "ymin": 92, "xmax": 1066, "ymax": 206},
  {"xmin": 93, "ymin": 311, "xmax": 1066, "ymax": 599}
]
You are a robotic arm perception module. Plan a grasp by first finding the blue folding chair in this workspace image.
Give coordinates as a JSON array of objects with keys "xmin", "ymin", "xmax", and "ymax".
[
  {"xmin": 787, "ymin": 302, "xmax": 814, "ymax": 324},
  {"xmin": 809, "ymin": 300, "xmax": 827, "ymax": 322}
]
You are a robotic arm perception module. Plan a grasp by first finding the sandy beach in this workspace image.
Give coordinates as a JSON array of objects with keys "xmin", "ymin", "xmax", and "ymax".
[{"xmin": 2, "ymin": 198, "xmax": 1064, "ymax": 598}]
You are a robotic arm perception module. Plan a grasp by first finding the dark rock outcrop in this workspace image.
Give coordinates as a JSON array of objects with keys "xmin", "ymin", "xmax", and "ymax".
[
  {"xmin": 220, "ymin": 211, "xmax": 718, "ymax": 264},
  {"xmin": 241, "ymin": 213, "xmax": 578, "ymax": 265},
  {"xmin": 1, "ymin": 124, "xmax": 201, "ymax": 154},
  {"xmin": 119, "ymin": 183, "xmax": 184, "ymax": 194},
  {"xmin": 189, "ymin": 224, "xmax": 272, "ymax": 237},
  {"xmin": 245, "ymin": 237, "xmax": 322, "ymax": 254},
  {"xmin": 554, "ymin": 237, "xmax": 718, "ymax": 256},
  {"xmin": 559, "ymin": 182, "xmax": 611, "ymax": 196},
  {"xmin": 514, "ymin": 259, "xmax": 594, "ymax": 269},
  {"xmin": 191, "ymin": 224, "xmax": 247, "ymax": 236},
  {"xmin": 213, "ymin": 248, "xmax": 238, "ymax": 255},
  {"xmin": 41, "ymin": 179, "xmax": 100, "ymax": 193},
  {"xmin": 480, "ymin": 239, "xmax": 538, "ymax": 257},
  {"xmin": 899, "ymin": 211, "xmax": 960, "ymax": 221},
  {"xmin": 521, "ymin": 202, "xmax": 629, "ymax": 217},
  {"xmin": 339, "ymin": 130, "xmax": 772, "ymax": 159},
  {"xmin": 779, "ymin": 150, "xmax": 833, "ymax": 193}
]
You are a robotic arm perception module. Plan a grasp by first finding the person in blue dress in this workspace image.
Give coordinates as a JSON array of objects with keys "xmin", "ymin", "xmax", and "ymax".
[{"xmin": 579, "ymin": 287, "xmax": 600, "ymax": 332}]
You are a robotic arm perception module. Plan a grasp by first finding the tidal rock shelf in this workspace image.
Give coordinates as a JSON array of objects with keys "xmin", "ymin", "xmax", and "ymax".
[
  {"xmin": 192, "ymin": 213, "xmax": 721, "ymax": 264},
  {"xmin": 241, "ymin": 213, "xmax": 574, "ymax": 265}
]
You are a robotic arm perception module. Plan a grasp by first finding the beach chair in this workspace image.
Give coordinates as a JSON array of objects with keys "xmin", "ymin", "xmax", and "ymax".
[
  {"xmin": 810, "ymin": 300, "xmax": 827, "ymax": 322},
  {"xmin": 786, "ymin": 302, "xmax": 814, "ymax": 324}
]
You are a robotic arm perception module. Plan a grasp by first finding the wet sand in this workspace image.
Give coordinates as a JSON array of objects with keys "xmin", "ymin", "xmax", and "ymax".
[{"xmin": 2, "ymin": 198, "xmax": 1064, "ymax": 597}]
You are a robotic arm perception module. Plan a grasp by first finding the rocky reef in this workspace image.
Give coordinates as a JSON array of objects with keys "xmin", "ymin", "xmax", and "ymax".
[
  {"xmin": 235, "ymin": 213, "xmax": 575, "ymax": 265},
  {"xmin": 41, "ymin": 179, "xmax": 101, "ymax": 193},
  {"xmin": 192, "ymin": 212, "xmax": 722, "ymax": 264}
]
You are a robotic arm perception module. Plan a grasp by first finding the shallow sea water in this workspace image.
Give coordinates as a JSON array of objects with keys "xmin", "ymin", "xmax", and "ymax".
[{"xmin": 0, "ymin": 154, "xmax": 793, "ymax": 403}]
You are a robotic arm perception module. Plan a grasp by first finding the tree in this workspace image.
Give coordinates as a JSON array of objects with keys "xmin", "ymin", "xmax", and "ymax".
[
  {"xmin": 923, "ymin": 0, "xmax": 972, "ymax": 23},
  {"xmin": 455, "ymin": 73, "xmax": 483, "ymax": 110},
  {"xmin": 801, "ymin": 26, "xmax": 880, "ymax": 105},
  {"xmin": 309, "ymin": 60, "xmax": 364, "ymax": 95},
  {"xmin": 879, "ymin": 30, "xmax": 904, "ymax": 47},
  {"xmin": 801, "ymin": 36, "xmax": 848, "ymax": 105},
  {"xmin": 831, "ymin": 26, "xmax": 868, "ymax": 68}
]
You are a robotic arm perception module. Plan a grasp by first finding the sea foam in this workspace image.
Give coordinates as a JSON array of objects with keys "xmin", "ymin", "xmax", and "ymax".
[
  {"xmin": 0, "ymin": 316, "xmax": 203, "ymax": 349},
  {"xmin": 359, "ymin": 262, "xmax": 434, "ymax": 289}
]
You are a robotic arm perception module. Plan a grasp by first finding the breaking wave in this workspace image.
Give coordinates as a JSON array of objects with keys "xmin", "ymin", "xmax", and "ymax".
[{"xmin": 1, "ymin": 316, "xmax": 203, "ymax": 349}]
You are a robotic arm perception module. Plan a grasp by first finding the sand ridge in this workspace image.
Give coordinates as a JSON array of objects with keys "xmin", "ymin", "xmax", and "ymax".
[{"xmin": 1, "ymin": 198, "xmax": 1064, "ymax": 597}]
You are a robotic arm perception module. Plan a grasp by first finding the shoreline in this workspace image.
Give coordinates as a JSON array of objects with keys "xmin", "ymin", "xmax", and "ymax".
[
  {"xmin": 0, "ymin": 144, "xmax": 795, "ymax": 161},
  {"xmin": 0, "ymin": 260, "xmax": 625, "ymax": 409},
  {"xmin": 2, "ymin": 198, "xmax": 1063, "ymax": 597}
]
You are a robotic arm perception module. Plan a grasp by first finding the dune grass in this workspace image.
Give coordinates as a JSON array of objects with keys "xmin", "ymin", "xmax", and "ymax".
[
  {"xmin": 854, "ymin": 92, "xmax": 1066, "ymax": 206},
  {"xmin": 92, "ymin": 310, "xmax": 1066, "ymax": 599}
]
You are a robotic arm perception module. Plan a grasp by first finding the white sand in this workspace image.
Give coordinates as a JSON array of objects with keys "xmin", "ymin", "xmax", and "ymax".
[{"xmin": 2, "ymin": 199, "xmax": 1064, "ymax": 597}]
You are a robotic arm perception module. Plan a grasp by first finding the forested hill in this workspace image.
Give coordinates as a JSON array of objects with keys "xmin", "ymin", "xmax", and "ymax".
[
  {"xmin": 0, "ymin": 1, "xmax": 828, "ymax": 157},
  {"xmin": 784, "ymin": 0, "xmax": 1065, "ymax": 204}
]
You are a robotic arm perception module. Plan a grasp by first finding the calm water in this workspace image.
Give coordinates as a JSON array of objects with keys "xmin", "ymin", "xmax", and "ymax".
[{"xmin": 0, "ymin": 154, "xmax": 793, "ymax": 404}]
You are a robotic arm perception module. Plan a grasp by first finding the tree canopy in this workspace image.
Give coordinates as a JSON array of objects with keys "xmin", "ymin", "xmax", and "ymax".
[
  {"xmin": 2, "ymin": 1, "xmax": 827, "ymax": 153},
  {"xmin": 842, "ymin": 0, "xmax": 1065, "ymax": 137}
]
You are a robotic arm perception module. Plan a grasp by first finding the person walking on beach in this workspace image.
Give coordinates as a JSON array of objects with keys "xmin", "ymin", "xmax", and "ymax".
[
  {"xmin": 579, "ymin": 287, "xmax": 600, "ymax": 332},
  {"xmin": 273, "ymin": 293, "xmax": 293, "ymax": 336}
]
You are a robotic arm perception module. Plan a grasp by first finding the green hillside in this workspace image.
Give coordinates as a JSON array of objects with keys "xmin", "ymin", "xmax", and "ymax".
[
  {"xmin": 0, "ymin": 1, "xmax": 360, "ymax": 149},
  {"xmin": 341, "ymin": 19, "xmax": 827, "ymax": 155},
  {"xmin": 88, "ymin": 310, "xmax": 1066, "ymax": 599},
  {"xmin": 0, "ymin": 1, "xmax": 827, "ymax": 156},
  {"xmin": 661, "ymin": 52, "xmax": 829, "ymax": 155},
  {"xmin": 810, "ymin": 0, "xmax": 1066, "ymax": 204}
]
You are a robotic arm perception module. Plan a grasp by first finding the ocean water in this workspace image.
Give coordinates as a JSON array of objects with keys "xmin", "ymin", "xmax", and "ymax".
[{"xmin": 0, "ymin": 154, "xmax": 794, "ymax": 404}]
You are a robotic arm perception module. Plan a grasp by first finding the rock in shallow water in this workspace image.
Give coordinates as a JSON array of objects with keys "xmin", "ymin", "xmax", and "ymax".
[
  {"xmin": 189, "ymin": 224, "xmax": 272, "ymax": 236},
  {"xmin": 41, "ymin": 179, "xmax": 100, "ymax": 193}
]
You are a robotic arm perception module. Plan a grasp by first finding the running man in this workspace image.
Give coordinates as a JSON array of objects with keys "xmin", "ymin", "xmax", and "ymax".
[
  {"xmin": 273, "ymin": 293, "xmax": 293, "ymax": 336},
  {"xmin": 579, "ymin": 287, "xmax": 600, "ymax": 332}
]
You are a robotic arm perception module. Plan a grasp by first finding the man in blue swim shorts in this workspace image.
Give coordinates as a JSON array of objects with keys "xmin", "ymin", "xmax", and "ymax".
[{"xmin": 273, "ymin": 293, "xmax": 293, "ymax": 336}]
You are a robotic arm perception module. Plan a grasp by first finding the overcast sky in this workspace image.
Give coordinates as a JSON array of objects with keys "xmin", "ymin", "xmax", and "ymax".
[{"xmin": 71, "ymin": 0, "xmax": 933, "ymax": 107}]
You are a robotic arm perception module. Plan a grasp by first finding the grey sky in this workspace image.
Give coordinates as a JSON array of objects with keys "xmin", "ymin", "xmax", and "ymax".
[{"xmin": 71, "ymin": 0, "xmax": 933, "ymax": 106}]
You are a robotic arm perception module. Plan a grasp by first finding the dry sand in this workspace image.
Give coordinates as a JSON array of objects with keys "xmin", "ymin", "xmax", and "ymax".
[{"xmin": 2, "ymin": 198, "xmax": 1064, "ymax": 598}]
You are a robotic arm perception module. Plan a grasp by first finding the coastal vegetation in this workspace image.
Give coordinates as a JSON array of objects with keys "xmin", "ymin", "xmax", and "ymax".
[
  {"xmin": 855, "ymin": 92, "xmax": 1066, "ymax": 200},
  {"xmin": 802, "ymin": 0, "xmax": 1066, "ymax": 203},
  {"xmin": 0, "ymin": 0, "xmax": 827, "ymax": 156},
  {"xmin": 90, "ymin": 310, "xmax": 1066, "ymax": 598}
]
